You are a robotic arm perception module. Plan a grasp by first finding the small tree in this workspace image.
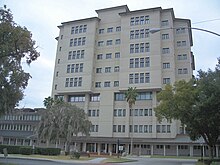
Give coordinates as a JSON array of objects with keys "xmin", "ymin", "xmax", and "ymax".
[
  {"xmin": 155, "ymin": 58, "xmax": 220, "ymax": 159},
  {"xmin": 125, "ymin": 87, "xmax": 138, "ymax": 155},
  {"xmin": 0, "ymin": 6, "xmax": 40, "ymax": 115},
  {"xmin": 37, "ymin": 101, "xmax": 91, "ymax": 152}
]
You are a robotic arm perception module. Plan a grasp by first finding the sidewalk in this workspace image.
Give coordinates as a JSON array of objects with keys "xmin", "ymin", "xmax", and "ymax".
[{"xmin": 0, "ymin": 154, "xmax": 107, "ymax": 164}]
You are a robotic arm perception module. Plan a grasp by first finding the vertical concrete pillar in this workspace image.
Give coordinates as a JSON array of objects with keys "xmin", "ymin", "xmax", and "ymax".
[
  {"xmin": 163, "ymin": 145, "xmax": 166, "ymax": 156},
  {"xmin": 8, "ymin": 138, "xmax": 11, "ymax": 145},
  {"xmin": 97, "ymin": 143, "xmax": 101, "ymax": 155},
  {"xmin": 190, "ymin": 145, "xmax": 193, "ymax": 157},
  {"xmin": 176, "ymin": 145, "xmax": 179, "ymax": 156},
  {"xmin": 216, "ymin": 145, "xmax": 219, "ymax": 158},
  {"xmin": 83, "ymin": 142, "xmax": 87, "ymax": 152},
  {"xmin": 105, "ymin": 143, "xmax": 107, "ymax": 153},
  {"xmin": 151, "ymin": 145, "xmax": 154, "ymax": 156},
  {"xmin": 109, "ymin": 144, "xmax": 113, "ymax": 155}
]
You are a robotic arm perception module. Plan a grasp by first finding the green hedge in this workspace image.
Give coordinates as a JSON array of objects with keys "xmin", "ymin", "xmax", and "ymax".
[
  {"xmin": 0, "ymin": 145, "xmax": 61, "ymax": 155},
  {"xmin": 35, "ymin": 147, "xmax": 61, "ymax": 155}
]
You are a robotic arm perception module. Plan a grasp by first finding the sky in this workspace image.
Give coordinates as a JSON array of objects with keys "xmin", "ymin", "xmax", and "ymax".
[{"xmin": 1, "ymin": 0, "xmax": 220, "ymax": 108}]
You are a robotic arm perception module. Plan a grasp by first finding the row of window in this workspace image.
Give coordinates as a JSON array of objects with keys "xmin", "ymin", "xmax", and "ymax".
[
  {"xmin": 156, "ymin": 125, "xmax": 171, "ymax": 133},
  {"xmin": 90, "ymin": 125, "xmax": 98, "ymax": 132},
  {"xmin": 96, "ymin": 66, "xmax": 119, "ymax": 73},
  {"xmin": 130, "ymin": 57, "xmax": 150, "ymax": 68},
  {"xmin": 130, "ymin": 108, "xmax": 153, "ymax": 116},
  {"xmin": 95, "ymin": 81, "xmax": 119, "ymax": 88},
  {"xmin": 98, "ymin": 26, "xmax": 121, "ymax": 34},
  {"xmin": 68, "ymin": 50, "xmax": 84, "ymax": 60},
  {"xmin": 0, "ymin": 124, "xmax": 35, "ymax": 131},
  {"xmin": 114, "ymin": 92, "xmax": 152, "ymax": 101},
  {"xmin": 70, "ymin": 37, "xmax": 86, "ymax": 47},
  {"xmin": 97, "ymin": 52, "xmax": 120, "ymax": 60},
  {"xmin": 71, "ymin": 24, "xmax": 87, "ymax": 34},
  {"xmin": 67, "ymin": 63, "xmax": 83, "ymax": 73},
  {"xmin": 130, "ymin": 43, "xmax": 150, "ymax": 53},
  {"xmin": 130, "ymin": 16, "xmax": 150, "ymax": 26},
  {"xmin": 88, "ymin": 109, "xmax": 99, "ymax": 117},
  {"xmin": 113, "ymin": 125, "xmax": 126, "ymax": 133},
  {"xmin": 129, "ymin": 72, "xmax": 150, "ymax": 84},
  {"xmin": 129, "ymin": 125, "xmax": 153, "ymax": 133},
  {"xmin": 97, "ymin": 39, "xmax": 120, "ymax": 47},
  {"xmin": 113, "ymin": 109, "xmax": 126, "ymax": 117},
  {"xmin": 130, "ymin": 29, "xmax": 149, "ymax": 39},
  {"xmin": 2, "ymin": 115, "xmax": 41, "ymax": 121},
  {"xmin": 65, "ymin": 77, "xmax": 82, "ymax": 87}
]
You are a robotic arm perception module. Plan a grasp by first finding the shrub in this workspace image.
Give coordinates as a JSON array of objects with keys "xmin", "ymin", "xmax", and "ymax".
[
  {"xmin": 0, "ymin": 145, "xmax": 21, "ymax": 154},
  {"xmin": 35, "ymin": 147, "xmax": 61, "ymax": 155},
  {"xmin": 20, "ymin": 147, "xmax": 32, "ymax": 155},
  {"xmin": 70, "ymin": 151, "xmax": 80, "ymax": 159}
]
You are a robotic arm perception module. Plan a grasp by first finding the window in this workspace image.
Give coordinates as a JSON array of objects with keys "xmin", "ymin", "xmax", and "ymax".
[
  {"xmin": 145, "ymin": 29, "xmax": 149, "ymax": 37},
  {"xmin": 115, "ymin": 52, "xmax": 120, "ymax": 58},
  {"xmin": 130, "ymin": 17, "xmax": 134, "ymax": 26},
  {"xmin": 167, "ymin": 125, "xmax": 171, "ymax": 133},
  {"xmin": 130, "ymin": 44, "xmax": 134, "ymax": 53},
  {"xmin": 178, "ymin": 68, "xmax": 188, "ymax": 74},
  {"xmin": 107, "ymin": 27, "xmax": 113, "ymax": 33},
  {"xmin": 106, "ymin": 53, "xmax": 112, "ymax": 59},
  {"xmin": 95, "ymin": 82, "xmax": 101, "ymax": 88},
  {"xmin": 90, "ymin": 94, "xmax": 100, "ymax": 102},
  {"xmin": 107, "ymin": 40, "xmax": 113, "ymax": 46},
  {"xmin": 139, "ymin": 125, "xmax": 143, "ymax": 133},
  {"xmin": 78, "ymin": 38, "xmax": 82, "ymax": 46},
  {"xmin": 177, "ymin": 41, "xmax": 186, "ymax": 47},
  {"xmin": 162, "ymin": 34, "xmax": 169, "ymax": 40},
  {"xmin": 156, "ymin": 125, "xmax": 161, "ymax": 133},
  {"xmin": 114, "ymin": 66, "xmax": 119, "ymax": 72},
  {"xmin": 105, "ymin": 67, "xmax": 111, "ymax": 73},
  {"xmin": 140, "ymin": 16, "xmax": 144, "ymax": 24},
  {"xmin": 177, "ymin": 54, "xmax": 187, "ymax": 60},
  {"xmin": 70, "ymin": 39, "xmax": 73, "ymax": 47},
  {"xmin": 163, "ymin": 63, "xmax": 170, "ymax": 69},
  {"xmin": 67, "ymin": 65, "xmax": 71, "ymax": 73},
  {"xmin": 104, "ymin": 81, "xmax": 110, "ymax": 87},
  {"xmin": 145, "ymin": 57, "xmax": 150, "ymax": 67},
  {"xmin": 115, "ymin": 39, "xmax": 121, "ymax": 45},
  {"xmin": 135, "ymin": 44, "xmax": 139, "ymax": 53},
  {"xmin": 116, "ymin": 26, "xmax": 121, "ymax": 32},
  {"xmin": 163, "ymin": 78, "xmax": 171, "ymax": 84},
  {"xmin": 145, "ymin": 73, "xmax": 150, "ymax": 83},
  {"xmin": 176, "ymin": 28, "xmax": 186, "ymax": 34},
  {"xmin": 82, "ymin": 37, "xmax": 86, "ymax": 45},
  {"xmin": 113, "ymin": 125, "xmax": 117, "ymax": 132},
  {"xmin": 135, "ymin": 30, "xmax": 139, "ymax": 39},
  {"xmin": 71, "ymin": 27, "xmax": 75, "ymax": 34},
  {"xmin": 83, "ymin": 25, "xmax": 87, "ymax": 33},
  {"xmin": 135, "ymin": 58, "xmax": 139, "ymax": 68},
  {"xmin": 99, "ymin": 29, "xmax": 104, "ymax": 34},
  {"xmin": 161, "ymin": 20, "xmax": 169, "ymax": 26},
  {"xmin": 140, "ymin": 29, "xmax": 144, "ymax": 38},
  {"xmin": 115, "ymin": 93, "xmax": 125, "ymax": 101},
  {"xmin": 69, "ymin": 95, "xmax": 85, "ymax": 102},
  {"xmin": 145, "ymin": 43, "xmax": 150, "ymax": 52},
  {"xmin": 145, "ymin": 15, "xmax": 150, "ymax": 24},
  {"xmin": 130, "ymin": 30, "xmax": 134, "ymax": 39},
  {"xmin": 140, "ymin": 43, "xmax": 144, "ymax": 53},
  {"xmin": 114, "ymin": 81, "xmax": 119, "ymax": 87},
  {"xmin": 140, "ymin": 73, "xmax": 144, "ymax": 83},
  {"xmin": 98, "ymin": 41, "xmax": 104, "ymax": 46},
  {"xmin": 96, "ymin": 68, "xmax": 102, "ymax": 73},
  {"xmin": 137, "ymin": 92, "xmax": 152, "ymax": 100},
  {"xmin": 135, "ymin": 17, "xmax": 139, "ymax": 25},
  {"xmin": 129, "ymin": 74, "xmax": 134, "ymax": 84},
  {"xmin": 97, "ymin": 54, "xmax": 103, "ymax": 60},
  {"xmin": 162, "ymin": 48, "xmax": 170, "ymax": 54},
  {"xmin": 130, "ymin": 59, "xmax": 134, "ymax": 68}
]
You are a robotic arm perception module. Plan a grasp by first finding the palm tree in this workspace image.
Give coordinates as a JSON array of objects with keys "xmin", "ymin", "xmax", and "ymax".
[
  {"xmin": 125, "ymin": 87, "xmax": 138, "ymax": 155},
  {"xmin": 43, "ymin": 96, "xmax": 54, "ymax": 109}
]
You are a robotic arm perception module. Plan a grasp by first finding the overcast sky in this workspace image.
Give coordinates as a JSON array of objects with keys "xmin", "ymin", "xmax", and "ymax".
[{"xmin": 1, "ymin": 0, "xmax": 220, "ymax": 108}]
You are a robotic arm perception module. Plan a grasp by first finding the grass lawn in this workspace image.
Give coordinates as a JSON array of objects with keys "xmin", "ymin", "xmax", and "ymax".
[
  {"xmin": 10, "ymin": 154, "xmax": 92, "ymax": 161},
  {"xmin": 102, "ymin": 157, "xmax": 137, "ymax": 163}
]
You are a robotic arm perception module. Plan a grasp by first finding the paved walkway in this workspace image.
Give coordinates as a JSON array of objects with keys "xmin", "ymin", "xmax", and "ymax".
[{"xmin": 0, "ymin": 154, "xmax": 107, "ymax": 164}]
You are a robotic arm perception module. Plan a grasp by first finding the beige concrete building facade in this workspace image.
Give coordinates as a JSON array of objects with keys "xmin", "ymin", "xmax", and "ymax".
[{"xmin": 51, "ymin": 5, "xmax": 207, "ymax": 156}]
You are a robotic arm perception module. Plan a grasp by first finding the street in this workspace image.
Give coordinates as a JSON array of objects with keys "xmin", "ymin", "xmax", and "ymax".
[{"xmin": 0, "ymin": 157, "xmax": 197, "ymax": 165}]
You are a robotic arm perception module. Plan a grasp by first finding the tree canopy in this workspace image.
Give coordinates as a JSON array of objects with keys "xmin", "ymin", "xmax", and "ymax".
[
  {"xmin": 37, "ymin": 101, "xmax": 92, "ymax": 151},
  {"xmin": 0, "ymin": 6, "xmax": 40, "ymax": 115},
  {"xmin": 155, "ymin": 58, "xmax": 220, "ymax": 158}
]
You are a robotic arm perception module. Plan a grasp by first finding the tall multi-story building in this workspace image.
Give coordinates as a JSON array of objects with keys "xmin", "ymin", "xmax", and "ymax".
[{"xmin": 51, "ymin": 5, "xmax": 199, "ymax": 156}]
